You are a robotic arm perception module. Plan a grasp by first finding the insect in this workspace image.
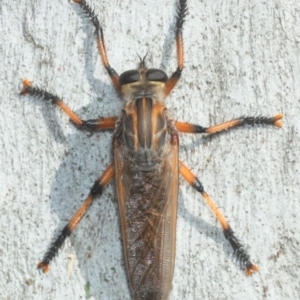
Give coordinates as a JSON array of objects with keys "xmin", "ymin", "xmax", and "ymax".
[{"xmin": 20, "ymin": 0, "xmax": 283, "ymax": 299}]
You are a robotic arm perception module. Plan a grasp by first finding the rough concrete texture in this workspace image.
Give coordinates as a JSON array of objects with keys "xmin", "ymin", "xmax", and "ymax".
[{"xmin": 0, "ymin": 0, "xmax": 299, "ymax": 299}]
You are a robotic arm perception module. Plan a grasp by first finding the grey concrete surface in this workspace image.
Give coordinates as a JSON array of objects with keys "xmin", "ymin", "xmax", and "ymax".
[{"xmin": 0, "ymin": 0, "xmax": 299, "ymax": 299}]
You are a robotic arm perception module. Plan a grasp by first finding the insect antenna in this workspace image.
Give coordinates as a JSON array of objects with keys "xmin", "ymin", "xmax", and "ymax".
[{"xmin": 137, "ymin": 52, "xmax": 148, "ymax": 68}]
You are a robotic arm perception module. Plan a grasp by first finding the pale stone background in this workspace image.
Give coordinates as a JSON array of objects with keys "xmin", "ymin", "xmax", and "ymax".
[{"xmin": 0, "ymin": 0, "xmax": 299, "ymax": 299}]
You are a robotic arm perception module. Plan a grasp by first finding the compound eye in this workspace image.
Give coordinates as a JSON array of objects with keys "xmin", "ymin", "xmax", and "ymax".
[
  {"xmin": 119, "ymin": 70, "xmax": 140, "ymax": 85},
  {"xmin": 146, "ymin": 69, "xmax": 168, "ymax": 82}
]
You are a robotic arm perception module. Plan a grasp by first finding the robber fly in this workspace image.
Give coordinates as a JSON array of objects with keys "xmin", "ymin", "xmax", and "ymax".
[{"xmin": 20, "ymin": 0, "xmax": 282, "ymax": 299}]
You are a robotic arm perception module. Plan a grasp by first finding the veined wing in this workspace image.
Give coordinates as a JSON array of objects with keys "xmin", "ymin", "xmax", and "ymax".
[{"xmin": 114, "ymin": 145, "xmax": 178, "ymax": 300}]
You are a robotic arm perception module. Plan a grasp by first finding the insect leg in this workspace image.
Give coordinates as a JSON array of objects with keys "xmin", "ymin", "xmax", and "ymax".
[
  {"xmin": 37, "ymin": 163, "xmax": 114, "ymax": 273},
  {"xmin": 20, "ymin": 79, "xmax": 117, "ymax": 130},
  {"xmin": 175, "ymin": 113, "xmax": 283, "ymax": 134},
  {"xmin": 164, "ymin": 0, "xmax": 187, "ymax": 97},
  {"xmin": 179, "ymin": 161, "xmax": 258, "ymax": 276},
  {"xmin": 73, "ymin": 0, "xmax": 121, "ymax": 92}
]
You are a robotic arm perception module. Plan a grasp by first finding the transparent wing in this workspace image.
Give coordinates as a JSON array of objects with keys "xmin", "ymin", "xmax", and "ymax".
[{"xmin": 114, "ymin": 145, "xmax": 178, "ymax": 300}]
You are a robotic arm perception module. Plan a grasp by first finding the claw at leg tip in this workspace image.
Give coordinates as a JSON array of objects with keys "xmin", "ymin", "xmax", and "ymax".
[
  {"xmin": 245, "ymin": 264, "xmax": 259, "ymax": 276},
  {"xmin": 37, "ymin": 262, "xmax": 49, "ymax": 273},
  {"xmin": 274, "ymin": 113, "xmax": 283, "ymax": 119},
  {"xmin": 20, "ymin": 78, "xmax": 31, "ymax": 95},
  {"xmin": 22, "ymin": 78, "xmax": 30, "ymax": 86},
  {"xmin": 273, "ymin": 113, "xmax": 283, "ymax": 128},
  {"xmin": 274, "ymin": 120, "xmax": 282, "ymax": 128}
]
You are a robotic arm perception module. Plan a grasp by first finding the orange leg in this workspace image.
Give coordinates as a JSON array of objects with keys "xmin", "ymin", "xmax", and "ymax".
[
  {"xmin": 73, "ymin": 0, "xmax": 121, "ymax": 92},
  {"xmin": 37, "ymin": 163, "xmax": 114, "ymax": 273},
  {"xmin": 175, "ymin": 113, "xmax": 283, "ymax": 134},
  {"xmin": 20, "ymin": 79, "xmax": 117, "ymax": 130},
  {"xmin": 179, "ymin": 161, "xmax": 258, "ymax": 276},
  {"xmin": 164, "ymin": 0, "xmax": 187, "ymax": 97}
]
